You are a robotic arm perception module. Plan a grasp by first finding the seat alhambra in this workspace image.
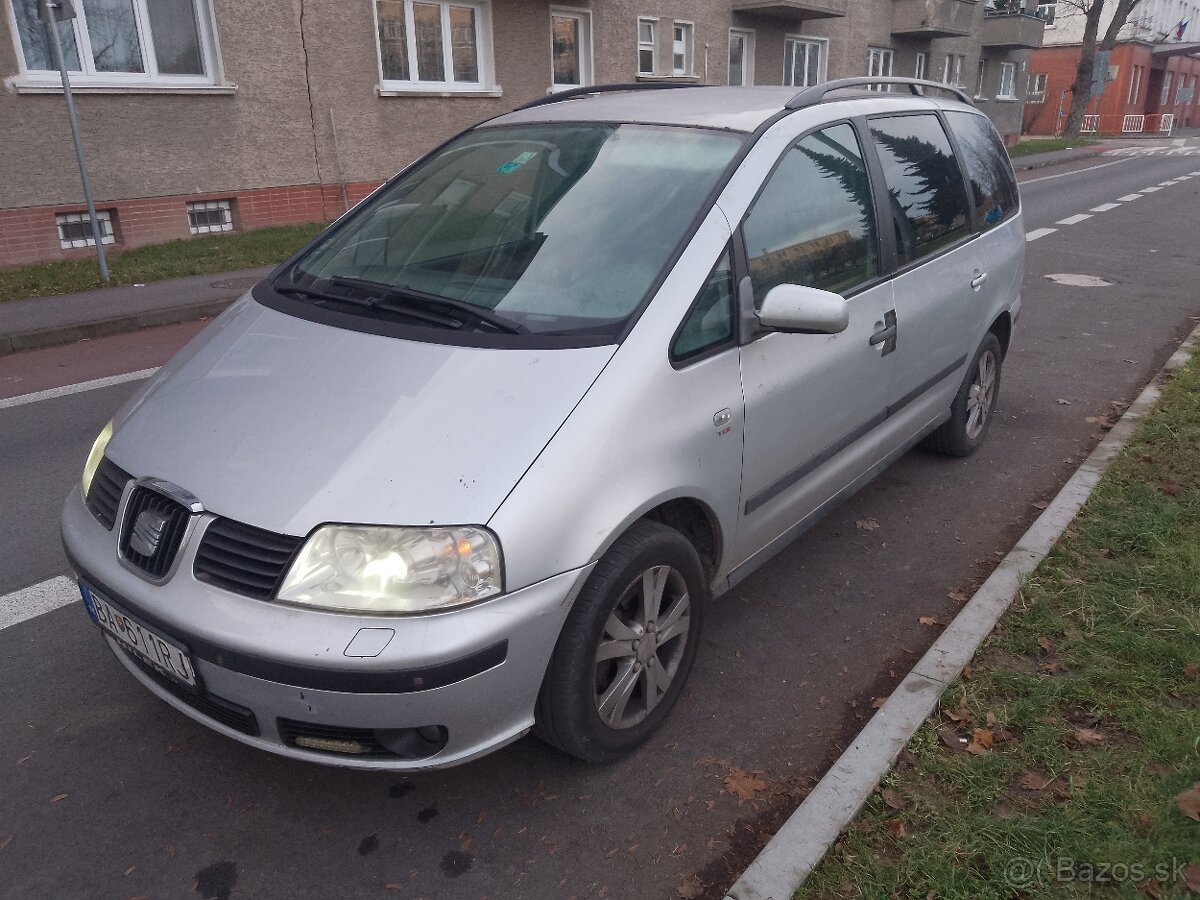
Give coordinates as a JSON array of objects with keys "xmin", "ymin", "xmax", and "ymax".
[{"xmin": 63, "ymin": 79, "xmax": 1023, "ymax": 769}]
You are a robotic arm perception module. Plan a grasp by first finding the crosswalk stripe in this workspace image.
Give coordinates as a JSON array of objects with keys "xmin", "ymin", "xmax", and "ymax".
[
  {"xmin": 1056, "ymin": 213, "xmax": 1093, "ymax": 225},
  {"xmin": 1090, "ymin": 203, "xmax": 1121, "ymax": 212},
  {"xmin": 1025, "ymin": 228, "xmax": 1057, "ymax": 242}
]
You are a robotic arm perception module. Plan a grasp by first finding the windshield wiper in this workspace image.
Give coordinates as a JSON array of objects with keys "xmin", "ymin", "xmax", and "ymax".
[{"xmin": 328, "ymin": 276, "xmax": 527, "ymax": 335}]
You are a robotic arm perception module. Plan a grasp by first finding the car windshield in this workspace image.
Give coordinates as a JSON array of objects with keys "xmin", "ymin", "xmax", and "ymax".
[{"xmin": 279, "ymin": 123, "xmax": 744, "ymax": 339}]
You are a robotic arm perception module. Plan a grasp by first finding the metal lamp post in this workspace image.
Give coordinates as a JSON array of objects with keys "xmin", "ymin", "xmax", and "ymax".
[{"xmin": 41, "ymin": 0, "xmax": 110, "ymax": 282}]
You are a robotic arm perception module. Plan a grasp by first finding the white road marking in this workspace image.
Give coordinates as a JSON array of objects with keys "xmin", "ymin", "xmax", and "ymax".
[
  {"xmin": 1192, "ymin": 171, "xmax": 1200, "ymax": 176},
  {"xmin": 0, "ymin": 576, "xmax": 79, "ymax": 632},
  {"xmin": 1056, "ymin": 213, "xmax": 1093, "ymax": 225},
  {"xmin": 0, "ymin": 368, "xmax": 157, "ymax": 411},
  {"xmin": 1018, "ymin": 158, "xmax": 1129, "ymax": 185},
  {"xmin": 1090, "ymin": 202, "xmax": 1122, "ymax": 212},
  {"xmin": 1117, "ymin": 193, "xmax": 1143, "ymax": 201},
  {"xmin": 1025, "ymin": 227, "xmax": 1057, "ymax": 242},
  {"xmin": 1158, "ymin": 180, "xmax": 1177, "ymax": 186},
  {"xmin": 1140, "ymin": 185, "xmax": 1163, "ymax": 192}
]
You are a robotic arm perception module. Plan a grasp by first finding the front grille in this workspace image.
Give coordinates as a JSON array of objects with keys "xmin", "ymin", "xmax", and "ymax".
[
  {"xmin": 85, "ymin": 457, "xmax": 132, "ymax": 530},
  {"xmin": 193, "ymin": 518, "xmax": 304, "ymax": 600},
  {"xmin": 122, "ymin": 649, "xmax": 259, "ymax": 736},
  {"xmin": 277, "ymin": 719, "xmax": 393, "ymax": 757},
  {"xmin": 119, "ymin": 487, "xmax": 192, "ymax": 580}
]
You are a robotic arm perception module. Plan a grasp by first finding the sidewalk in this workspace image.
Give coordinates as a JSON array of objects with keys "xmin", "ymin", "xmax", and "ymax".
[{"xmin": 0, "ymin": 266, "xmax": 271, "ymax": 355}]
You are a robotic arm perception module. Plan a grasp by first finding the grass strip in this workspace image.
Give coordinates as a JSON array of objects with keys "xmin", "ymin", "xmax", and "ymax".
[{"xmin": 1008, "ymin": 138, "xmax": 1099, "ymax": 159}]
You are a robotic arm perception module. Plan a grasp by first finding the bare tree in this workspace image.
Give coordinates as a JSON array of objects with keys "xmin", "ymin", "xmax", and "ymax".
[{"xmin": 1059, "ymin": 0, "xmax": 1144, "ymax": 136}]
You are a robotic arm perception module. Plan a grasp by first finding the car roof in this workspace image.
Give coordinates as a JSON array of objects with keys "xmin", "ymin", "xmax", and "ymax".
[{"xmin": 483, "ymin": 85, "xmax": 975, "ymax": 134}]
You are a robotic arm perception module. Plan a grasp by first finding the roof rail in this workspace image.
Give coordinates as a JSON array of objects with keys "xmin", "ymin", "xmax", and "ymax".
[
  {"xmin": 785, "ymin": 77, "xmax": 973, "ymax": 110},
  {"xmin": 513, "ymin": 81, "xmax": 706, "ymax": 112}
]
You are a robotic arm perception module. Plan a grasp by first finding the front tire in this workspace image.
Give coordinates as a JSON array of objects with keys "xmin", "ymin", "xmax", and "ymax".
[
  {"xmin": 923, "ymin": 332, "xmax": 1002, "ymax": 457},
  {"xmin": 534, "ymin": 520, "xmax": 707, "ymax": 762}
]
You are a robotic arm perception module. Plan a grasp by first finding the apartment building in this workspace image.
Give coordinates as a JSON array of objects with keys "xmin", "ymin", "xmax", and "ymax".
[
  {"xmin": 1023, "ymin": 0, "xmax": 1200, "ymax": 134},
  {"xmin": 1, "ymin": 0, "xmax": 1043, "ymax": 268}
]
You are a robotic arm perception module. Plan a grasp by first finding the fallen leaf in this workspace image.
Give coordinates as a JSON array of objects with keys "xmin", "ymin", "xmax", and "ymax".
[
  {"xmin": 724, "ymin": 768, "xmax": 767, "ymax": 804},
  {"xmin": 919, "ymin": 616, "xmax": 942, "ymax": 627},
  {"xmin": 124, "ymin": 865, "xmax": 136, "ymax": 876},
  {"xmin": 871, "ymin": 696, "xmax": 887, "ymax": 709},
  {"xmin": 1182, "ymin": 863, "xmax": 1200, "ymax": 893},
  {"xmin": 985, "ymin": 711, "xmax": 997, "ymax": 727},
  {"xmin": 1138, "ymin": 453, "xmax": 1154, "ymax": 462},
  {"xmin": 460, "ymin": 836, "xmax": 473, "ymax": 852},
  {"xmin": 880, "ymin": 788, "xmax": 906, "ymax": 810},
  {"xmin": 944, "ymin": 707, "xmax": 972, "ymax": 723},
  {"xmin": 1100, "ymin": 548, "xmax": 1117, "ymax": 558},
  {"xmin": 947, "ymin": 589, "xmax": 969, "ymax": 603},
  {"xmin": 882, "ymin": 818, "xmax": 907, "ymax": 837},
  {"xmin": 936, "ymin": 726, "xmax": 963, "ymax": 751},
  {"xmin": 1176, "ymin": 783, "xmax": 1200, "ymax": 821},
  {"xmin": 1159, "ymin": 481, "xmax": 1185, "ymax": 497},
  {"xmin": 855, "ymin": 518, "xmax": 880, "ymax": 531},
  {"xmin": 1018, "ymin": 772, "xmax": 1054, "ymax": 791},
  {"xmin": 1032, "ymin": 500, "xmax": 1049, "ymax": 510},
  {"xmin": 1037, "ymin": 636, "xmax": 1057, "ymax": 655},
  {"xmin": 962, "ymin": 665, "xmax": 974, "ymax": 680},
  {"xmin": 1139, "ymin": 878, "xmax": 1165, "ymax": 898},
  {"xmin": 384, "ymin": 884, "xmax": 404, "ymax": 892},
  {"xmin": 1184, "ymin": 663, "xmax": 1198, "ymax": 679},
  {"xmin": 1040, "ymin": 662, "xmax": 1062, "ymax": 674},
  {"xmin": 677, "ymin": 875, "xmax": 704, "ymax": 899},
  {"xmin": 49, "ymin": 794, "xmax": 67, "ymax": 804},
  {"xmin": 1071, "ymin": 728, "xmax": 1105, "ymax": 747},
  {"xmin": 966, "ymin": 728, "xmax": 994, "ymax": 755}
]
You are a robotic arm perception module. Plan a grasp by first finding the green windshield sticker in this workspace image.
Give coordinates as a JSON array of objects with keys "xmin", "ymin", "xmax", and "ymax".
[{"xmin": 497, "ymin": 151, "xmax": 537, "ymax": 174}]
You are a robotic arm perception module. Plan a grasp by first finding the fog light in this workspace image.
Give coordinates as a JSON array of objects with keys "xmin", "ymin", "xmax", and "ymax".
[{"xmin": 294, "ymin": 735, "xmax": 371, "ymax": 755}]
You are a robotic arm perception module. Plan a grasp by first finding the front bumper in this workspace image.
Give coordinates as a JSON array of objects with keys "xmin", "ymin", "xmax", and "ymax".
[{"xmin": 62, "ymin": 487, "xmax": 592, "ymax": 770}]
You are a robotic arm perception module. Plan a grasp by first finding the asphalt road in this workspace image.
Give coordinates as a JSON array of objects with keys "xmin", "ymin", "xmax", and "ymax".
[{"xmin": 2, "ymin": 145, "xmax": 1199, "ymax": 900}]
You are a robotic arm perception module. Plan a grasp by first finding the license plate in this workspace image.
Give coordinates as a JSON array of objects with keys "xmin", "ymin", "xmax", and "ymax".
[{"xmin": 81, "ymin": 584, "xmax": 198, "ymax": 689}]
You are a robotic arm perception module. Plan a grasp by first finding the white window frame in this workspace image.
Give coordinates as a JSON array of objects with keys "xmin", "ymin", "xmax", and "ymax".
[
  {"xmin": 1036, "ymin": 2, "xmax": 1056, "ymax": 26},
  {"xmin": 866, "ymin": 46, "xmax": 893, "ymax": 89},
  {"xmin": 942, "ymin": 53, "xmax": 965, "ymax": 88},
  {"xmin": 671, "ymin": 20, "xmax": 693, "ymax": 76},
  {"xmin": 549, "ymin": 6, "xmax": 593, "ymax": 92},
  {"xmin": 1161, "ymin": 71, "xmax": 1173, "ymax": 105},
  {"xmin": 915, "ymin": 51, "xmax": 927, "ymax": 81},
  {"xmin": 975, "ymin": 58, "xmax": 987, "ymax": 99},
  {"xmin": 998, "ymin": 61, "xmax": 1016, "ymax": 99},
  {"xmin": 1028, "ymin": 72, "xmax": 1047, "ymax": 102},
  {"xmin": 56, "ymin": 210, "xmax": 114, "ymax": 249},
  {"xmin": 637, "ymin": 16, "xmax": 657, "ymax": 76},
  {"xmin": 372, "ymin": 0, "xmax": 497, "ymax": 95},
  {"xmin": 784, "ymin": 35, "xmax": 827, "ymax": 87},
  {"xmin": 728, "ymin": 27, "xmax": 755, "ymax": 86},
  {"xmin": 186, "ymin": 199, "xmax": 234, "ymax": 235},
  {"xmin": 6, "ymin": 0, "xmax": 225, "ymax": 93},
  {"xmin": 1128, "ymin": 64, "xmax": 1143, "ymax": 104}
]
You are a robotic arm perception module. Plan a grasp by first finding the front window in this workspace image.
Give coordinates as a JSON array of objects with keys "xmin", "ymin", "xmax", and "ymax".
[
  {"xmin": 942, "ymin": 53, "xmax": 965, "ymax": 88},
  {"xmin": 550, "ymin": 8, "xmax": 592, "ymax": 90},
  {"xmin": 279, "ymin": 124, "xmax": 744, "ymax": 343},
  {"xmin": 915, "ymin": 52, "xmax": 927, "ymax": 81},
  {"xmin": 728, "ymin": 29, "xmax": 753, "ymax": 86},
  {"xmin": 785, "ymin": 37, "xmax": 825, "ymax": 88},
  {"xmin": 672, "ymin": 22, "xmax": 692, "ymax": 76},
  {"xmin": 374, "ymin": 0, "xmax": 491, "ymax": 92},
  {"xmin": 867, "ymin": 47, "xmax": 893, "ymax": 89},
  {"xmin": 1029, "ymin": 73, "xmax": 1047, "ymax": 102},
  {"xmin": 9, "ymin": 0, "xmax": 218, "ymax": 86},
  {"xmin": 976, "ymin": 59, "xmax": 987, "ymax": 98},
  {"xmin": 637, "ymin": 18, "xmax": 656, "ymax": 75},
  {"xmin": 998, "ymin": 62, "xmax": 1016, "ymax": 99}
]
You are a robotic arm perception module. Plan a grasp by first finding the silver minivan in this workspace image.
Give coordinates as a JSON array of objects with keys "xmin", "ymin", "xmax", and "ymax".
[{"xmin": 63, "ymin": 79, "xmax": 1023, "ymax": 770}]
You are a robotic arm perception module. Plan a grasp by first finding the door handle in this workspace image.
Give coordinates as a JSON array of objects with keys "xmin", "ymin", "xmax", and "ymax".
[
  {"xmin": 869, "ymin": 310, "xmax": 897, "ymax": 355},
  {"xmin": 970, "ymin": 271, "xmax": 989, "ymax": 291}
]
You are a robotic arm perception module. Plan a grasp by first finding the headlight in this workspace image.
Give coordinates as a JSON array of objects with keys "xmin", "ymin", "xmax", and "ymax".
[
  {"xmin": 276, "ymin": 525, "xmax": 502, "ymax": 613},
  {"xmin": 81, "ymin": 420, "xmax": 113, "ymax": 497}
]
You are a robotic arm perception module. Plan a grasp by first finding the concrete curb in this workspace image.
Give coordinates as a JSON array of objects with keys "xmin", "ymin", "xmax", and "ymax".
[
  {"xmin": 1010, "ymin": 146, "xmax": 1105, "ymax": 173},
  {"xmin": 723, "ymin": 320, "xmax": 1200, "ymax": 900},
  {"xmin": 0, "ymin": 298, "xmax": 234, "ymax": 356}
]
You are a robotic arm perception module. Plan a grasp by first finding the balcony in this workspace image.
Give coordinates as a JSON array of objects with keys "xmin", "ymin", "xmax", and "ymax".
[
  {"xmin": 732, "ymin": 0, "xmax": 848, "ymax": 19},
  {"xmin": 981, "ymin": 10, "xmax": 1047, "ymax": 49},
  {"xmin": 891, "ymin": 0, "xmax": 976, "ymax": 38}
]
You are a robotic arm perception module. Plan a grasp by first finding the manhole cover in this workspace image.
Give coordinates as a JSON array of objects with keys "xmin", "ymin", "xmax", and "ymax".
[
  {"xmin": 1044, "ymin": 273, "xmax": 1113, "ymax": 287},
  {"xmin": 209, "ymin": 276, "xmax": 262, "ymax": 291}
]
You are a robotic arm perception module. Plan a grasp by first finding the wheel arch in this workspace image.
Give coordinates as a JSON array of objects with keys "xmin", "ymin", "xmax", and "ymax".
[{"xmin": 988, "ymin": 310, "xmax": 1012, "ymax": 359}]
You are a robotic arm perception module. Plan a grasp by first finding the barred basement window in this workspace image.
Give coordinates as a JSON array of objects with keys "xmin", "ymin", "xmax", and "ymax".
[
  {"xmin": 56, "ymin": 211, "xmax": 115, "ymax": 249},
  {"xmin": 186, "ymin": 200, "xmax": 233, "ymax": 234}
]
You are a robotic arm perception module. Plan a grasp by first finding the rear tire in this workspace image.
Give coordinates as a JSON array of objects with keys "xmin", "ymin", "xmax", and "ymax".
[
  {"xmin": 922, "ymin": 332, "xmax": 1002, "ymax": 457},
  {"xmin": 534, "ymin": 520, "xmax": 707, "ymax": 762}
]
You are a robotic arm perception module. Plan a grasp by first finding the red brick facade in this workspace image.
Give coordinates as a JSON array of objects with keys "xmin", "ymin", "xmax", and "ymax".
[
  {"xmin": 1024, "ymin": 42, "xmax": 1200, "ymax": 136},
  {"xmin": 0, "ymin": 181, "xmax": 383, "ymax": 270}
]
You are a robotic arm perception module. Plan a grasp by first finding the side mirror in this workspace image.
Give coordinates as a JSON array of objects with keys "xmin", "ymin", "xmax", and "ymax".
[{"xmin": 756, "ymin": 284, "xmax": 849, "ymax": 335}]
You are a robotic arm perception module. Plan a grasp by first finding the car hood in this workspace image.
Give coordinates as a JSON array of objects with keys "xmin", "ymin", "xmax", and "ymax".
[{"xmin": 108, "ymin": 297, "xmax": 615, "ymax": 536}]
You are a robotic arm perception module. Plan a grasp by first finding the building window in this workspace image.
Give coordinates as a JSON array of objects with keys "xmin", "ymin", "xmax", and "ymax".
[
  {"xmin": 728, "ymin": 28, "xmax": 754, "ymax": 86},
  {"xmin": 672, "ymin": 22, "xmax": 693, "ymax": 76},
  {"xmin": 1036, "ymin": 2, "xmax": 1056, "ymax": 25},
  {"xmin": 550, "ymin": 7, "xmax": 592, "ymax": 90},
  {"xmin": 56, "ymin": 210, "xmax": 115, "ymax": 249},
  {"xmin": 1029, "ymin": 72, "xmax": 1047, "ymax": 102},
  {"xmin": 915, "ymin": 51, "xmax": 927, "ymax": 81},
  {"xmin": 1128, "ymin": 64, "xmax": 1143, "ymax": 103},
  {"xmin": 637, "ymin": 17, "xmax": 657, "ymax": 75},
  {"xmin": 374, "ymin": 0, "xmax": 492, "ymax": 92},
  {"xmin": 9, "ymin": 0, "xmax": 219, "ymax": 88},
  {"xmin": 867, "ymin": 46, "xmax": 893, "ymax": 89},
  {"xmin": 942, "ymin": 53, "xmax": 966, "ymax": 88},
  {"xmin": 998, "ymin": 61, "xmax": 1016, "ymax": 99},
  {"xmin": 186, "ymin": 200, "xmax": 234, "ymax": 235},
  {"xmin": 976, "ymin": 59, "xmax": 987, "ymax": 98},
  {"xmin": 785, "ymin": 37, "xmax": 826, "ymax": 87},
  {"xmin": 1161, "ymin": 71, "xmax": 1173, "ymax": 105}
]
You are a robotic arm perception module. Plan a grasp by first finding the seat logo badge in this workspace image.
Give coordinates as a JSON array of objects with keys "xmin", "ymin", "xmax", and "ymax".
[
  {"xmin": 713, "ymin": 408, "xmax": 733, "ymax": 436},
  {"xmin": 129, "ymin": 509, "xmax": 169, "ymax": 557}
]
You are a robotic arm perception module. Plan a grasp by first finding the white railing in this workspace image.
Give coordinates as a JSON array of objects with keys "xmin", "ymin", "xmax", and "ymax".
[
  {"xmin": 1081, "ymin": 114, "xmax": 1099, "ymax": 133},
  {"xmin": 1159, "ymin": 113, "xmax": 1175, "ymax": 134},
  {"xmin": 1122, "ymin": 114, "xmax": 1145, "ymax": 133}
]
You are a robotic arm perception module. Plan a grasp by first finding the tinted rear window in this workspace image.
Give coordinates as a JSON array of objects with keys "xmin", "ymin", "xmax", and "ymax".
[
  {"xmin": 944, "ymin": 111, "xmax": 1019, "ymax": 230},
  {"xmin": 868, "ymin": 114, "xmax": 970, "ymax": 265}
]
